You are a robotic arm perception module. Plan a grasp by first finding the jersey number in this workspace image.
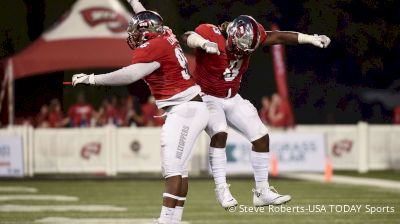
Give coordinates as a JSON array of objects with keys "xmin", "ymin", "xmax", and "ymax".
[
  {"xmin": 175, "ymin": 48, "xmax": 191, "ymax": 80},
  {"xmin": 223, "ymin": 59, "xmax": 243, "ymax": 82}
]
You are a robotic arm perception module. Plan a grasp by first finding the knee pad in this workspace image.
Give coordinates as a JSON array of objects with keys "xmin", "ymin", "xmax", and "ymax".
[
  {"xmin": 206, "ymin": 124, "xmax": 228, "ymax": 139},
  {"xmin": 181, "ymin": 170, "xmax": 189, "ymax": 178},
  {"xmin": 162, "ymin": 164, "xmax": 189, "ymax": 178},
  {"xmin": 162, "ymin": 165, "xmax": 182, "ymax": 178}
]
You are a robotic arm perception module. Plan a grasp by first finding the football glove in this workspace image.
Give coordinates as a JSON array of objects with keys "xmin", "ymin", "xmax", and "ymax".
[
  {"xmin": 202, "ymin": 41, "xmax": 220, "ymax": 55},
  {"xmin": 72, "ymin": 73, "xmax": 95, "ymax": 86},
  {"xmin": 298, "ymin": 34, "xmax": 331, "ymax": 48}
]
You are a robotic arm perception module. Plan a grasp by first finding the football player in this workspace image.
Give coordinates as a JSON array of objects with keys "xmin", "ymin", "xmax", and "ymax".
[
  {"xmin": 182, "ymin": 15, "xmax": 330, "ymax": 209},
  {"xmin": 72, "ymin": 10, "xmax": 209, "ymax": 224}
]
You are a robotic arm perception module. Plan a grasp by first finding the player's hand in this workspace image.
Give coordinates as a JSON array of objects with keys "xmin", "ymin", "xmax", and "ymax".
[
  {"xmin": 310, "ymin": 35, "xmax": 331, "ymax": 48},
  {"xmin": 202, "ymin": 41, "xmax": 220, "ymax": 55},
  {"xmin": 72, "ymin": 73, "xmax": 95, "ymax": 86}
]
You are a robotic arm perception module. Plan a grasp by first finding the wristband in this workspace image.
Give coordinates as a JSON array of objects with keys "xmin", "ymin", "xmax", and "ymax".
[{"xmin": 298, "ymin": 33, "xmax": 314, "ymax": 44}]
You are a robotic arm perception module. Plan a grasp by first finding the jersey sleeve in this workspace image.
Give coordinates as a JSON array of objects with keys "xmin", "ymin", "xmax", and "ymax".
[
  {"xmin": 194, "ymin": 24, "xmax": 220, "ymax": 41},
  {"xmin": 131, "ymin": 40, "xmax": 164, "ymax": 64},
  {"xmin": 258, "ymin": 23, "xmax": 267, "ymax": 45}
]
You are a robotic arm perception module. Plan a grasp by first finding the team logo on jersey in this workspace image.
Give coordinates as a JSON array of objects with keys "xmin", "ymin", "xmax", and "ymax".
[{"xmin": 81, "ymin": 7, "xmax": 128, "ymax": 33}]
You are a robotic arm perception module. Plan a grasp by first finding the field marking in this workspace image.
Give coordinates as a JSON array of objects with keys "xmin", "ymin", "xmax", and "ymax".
[
  {"xmin": 282, "ymin": 173, "xmax": 400, "ymax": 191},
  {"xmin": 35, "ymin": 217, "xmax": 190, "ymax": 224},
  {"xmin": 0, "ymin": 186, "xmax": 38, "ymax": 193},
  {"xmin": 0, "ymin": 205, "xmax": 127, "ymax": 212},
  {"xmin": 0, "ymin": 195, "xmax": 78, "ymax": 201}
]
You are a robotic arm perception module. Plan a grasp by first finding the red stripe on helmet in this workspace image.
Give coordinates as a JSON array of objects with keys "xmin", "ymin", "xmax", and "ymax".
[{"xmin": 248, "ymin": 16, "xmax": 260, "ymax": 50}]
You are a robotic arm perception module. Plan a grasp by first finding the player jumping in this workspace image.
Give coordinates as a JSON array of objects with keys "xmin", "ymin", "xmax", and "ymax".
[
  {"xmin": 72, "ymin": 10, "xmax": 209, "ymax": 224},
  {"xmin": 182, "ymin": 16, "xmax": 330, "ymax": 209}
]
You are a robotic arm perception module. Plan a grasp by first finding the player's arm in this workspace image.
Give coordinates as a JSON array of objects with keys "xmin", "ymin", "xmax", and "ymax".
[
  {"xmin": 71, "ymin": 62, "xmax": 160, "ymax": 86},
  {"xmin": 182, "ymin": 31, "xmax": 220, "ymax": 55},
  {"xmin": 126, "ymin": 0, "xmax": 146, "ymax": 14},
  {"xmin": 264, "ymin": 31, "xmax": 331, "ymax": 48}
]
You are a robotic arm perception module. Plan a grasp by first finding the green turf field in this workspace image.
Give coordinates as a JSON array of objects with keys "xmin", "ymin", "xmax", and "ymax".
[
  {"xmin": 0, "ymin": 178, "xmax": 399, "ymax": 224},
  {"xmin": 335, "ymin": 170, "xmax": 400, "ymax": 181}
]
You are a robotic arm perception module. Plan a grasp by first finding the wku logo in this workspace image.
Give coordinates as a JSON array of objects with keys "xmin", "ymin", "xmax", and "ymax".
[
  {"xmin": 332, "ymin": 139, "xmax": 353, "ymax": 157},
  {"xmin": 81, "ymin": 142, "xmax": 101, "ymax": 160},
  {"xmin": 81, "ymin": 7, "xmax": 128, "ymax": 33}
]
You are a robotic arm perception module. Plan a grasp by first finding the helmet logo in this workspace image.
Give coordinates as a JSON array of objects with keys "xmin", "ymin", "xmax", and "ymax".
[
  {"xmin": 237, "ymin": 24, "xmax": 246, "ymax": 37},
  {"xmin": 138, "ymin": 21, "xmax": 150, "ymax": 28},
  {"xmin": 81, "ymin": 7, "xmax": 128, "ymax": 33}
]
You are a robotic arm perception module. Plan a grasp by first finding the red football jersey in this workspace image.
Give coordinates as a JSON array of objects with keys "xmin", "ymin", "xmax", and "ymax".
[
  {"xmin": 194, "ymin": 23, "xmax": 267, "ymax": 98},
  {"xmin": 131, "ymin": 33, "xmax": 196, "ymax": 101}
]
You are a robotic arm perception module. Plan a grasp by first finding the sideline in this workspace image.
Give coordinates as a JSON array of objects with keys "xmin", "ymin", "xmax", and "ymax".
[{"xmin": 281, "ymin": 173, "xmax": 400, "ymax": 191}]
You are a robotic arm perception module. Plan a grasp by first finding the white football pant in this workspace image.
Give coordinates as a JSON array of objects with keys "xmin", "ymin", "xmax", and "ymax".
[
  {"xmin": 203, "ymin": 94, "xmax": 268, "ymax": 141},
  {"xmin": 161, "ymin": 101, "xmax": 209, "ymax": 178}
]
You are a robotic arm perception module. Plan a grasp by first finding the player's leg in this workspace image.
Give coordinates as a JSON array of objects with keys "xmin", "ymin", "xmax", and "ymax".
[
  {"xmin": 203, "ymin": 95, "xmax": 238, "ymax": 209},
  {"xmin": 159, "ymin": 104, "xmax": 195, "ymax": 223},
  {"xmin": 225, "ymin": 94, "xmax": 291, "ymax": 206},
  {"xmin": 172, "ymin": 176, "xmax": 187, "ymax": 224},
  {"xmin": 167, "ymin": 101, "xmax": 209, "ymax": 224}
]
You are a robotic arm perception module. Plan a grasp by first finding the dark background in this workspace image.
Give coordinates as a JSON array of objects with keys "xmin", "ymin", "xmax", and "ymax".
[{"xmin": 1, "ymin": 0, "xmax": 399, "ymax": 124}]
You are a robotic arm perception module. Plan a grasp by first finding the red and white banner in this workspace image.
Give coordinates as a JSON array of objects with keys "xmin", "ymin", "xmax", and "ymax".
[
  {"xmin": 33, "ymin": 128, "xmax": 109, "ymax": 174},
  {"xmin": 270, "ymin": 23, "xmax": 295, "ymax": 126}
]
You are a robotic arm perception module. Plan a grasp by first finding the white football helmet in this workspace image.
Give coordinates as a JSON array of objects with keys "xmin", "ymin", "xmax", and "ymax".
[
  {"xmin": 226, "ymin": 15, "xmax": 262, "ymax": 56},
  {"xmin": 127, "ymin": 10, "xmax": 164, "ymax": 49}
]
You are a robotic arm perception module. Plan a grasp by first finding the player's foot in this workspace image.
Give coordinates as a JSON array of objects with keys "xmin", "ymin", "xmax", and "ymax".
[
  {"xmin": 215, "ymin": 183, "xmax": 238, "ymax": 210},
  {"xmin": 253, "ymin": 186, "xmax": 291, "ymax": 207}
]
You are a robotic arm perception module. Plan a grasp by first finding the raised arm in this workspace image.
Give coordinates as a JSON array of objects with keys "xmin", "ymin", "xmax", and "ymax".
[
  {"xmin": 182, "ymin": 31, "xmax": 220, "ymax": 55},
  {"xmin": 127, "ymin": 0, "xmax": 146, "ymax": 14},
  {"xmin": 264, "ymin": 31, "xmax": 331, "ymax": 48},
  {"xmin": 71, "ymin": 62, "xmax": 160, "ymax": 86}
]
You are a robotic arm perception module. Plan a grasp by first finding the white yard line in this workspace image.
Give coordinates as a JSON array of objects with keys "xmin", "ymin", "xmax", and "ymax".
[
  {"xmin": 0, "ymin": 186, "xmax": 37, "ymax": 193},
  {"xmin": 0, "ymin": 195, "xmax": 78, "ymax": 201},
  {"xmin": 0, "ymin": 205, "xmax": 127, "ymax": 212},
  {"xmin": 281, "ymin": 173, "xmax": 400, "ymax": 191},
  {"xmin": 36, "ymin": 217, "xmax": 190, "ymax": 224}
]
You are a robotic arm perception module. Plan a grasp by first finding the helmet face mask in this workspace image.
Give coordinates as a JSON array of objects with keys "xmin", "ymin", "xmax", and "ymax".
[
  {"xmin": 127, "ymin": 30, "xmax": 142, "ymax": 50},
  {"xmin": 226, "ymin": 15, "xmax": 261, "ymax": 56},
  {"xmin": 126, "ymin": 11, "xmax": 164, "ymax": 50}
]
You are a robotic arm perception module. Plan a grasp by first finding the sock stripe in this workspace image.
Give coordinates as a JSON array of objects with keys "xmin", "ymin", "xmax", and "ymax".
[{"xmin": 163, "ymin": 193, "xmax": 181, "ymax": 200}]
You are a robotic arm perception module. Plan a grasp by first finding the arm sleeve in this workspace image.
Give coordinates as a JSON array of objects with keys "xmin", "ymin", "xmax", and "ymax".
[
  {"xmin": 128, "ymin": 0, "xmax": 146, "ymax": 13},
  {"xmin": 185, "ymin": 31, "xmax": 208, "ymax": 49},
  {"xmin": 94, "ymin": 62, "xmax": 160, "ymax": 86}
]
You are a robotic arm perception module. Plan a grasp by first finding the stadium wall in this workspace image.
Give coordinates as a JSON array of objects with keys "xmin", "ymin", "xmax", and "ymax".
[{"xmin": 0, "ymin": 123, "xmax": 399, "ymax": 177}]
